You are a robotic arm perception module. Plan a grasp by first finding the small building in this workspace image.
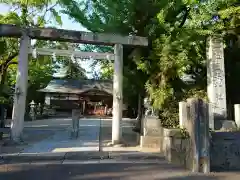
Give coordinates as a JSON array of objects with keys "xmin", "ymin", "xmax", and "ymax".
[{"xmin": 38, "ymin": 79, "xmax": 126, "ymax": 116}]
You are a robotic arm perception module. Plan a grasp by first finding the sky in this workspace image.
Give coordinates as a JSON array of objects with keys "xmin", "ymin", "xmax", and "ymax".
[{"xmin": 0, "ymin": 3, "xmax": 100, "ymax": 78}]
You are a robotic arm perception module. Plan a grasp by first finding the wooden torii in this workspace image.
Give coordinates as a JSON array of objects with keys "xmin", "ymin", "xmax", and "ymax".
[{"xmin": 0, "ymin": 24, "xmax": 148, "ymax": 144}]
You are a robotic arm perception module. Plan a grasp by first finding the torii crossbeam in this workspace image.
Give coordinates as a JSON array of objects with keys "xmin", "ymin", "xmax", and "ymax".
[
  {"xmin": 29, "ymin": 48, "xmax": 115, "ymax": 60},
  {"xmin": 0, "ymin": 24, "xmax": 148, "ymax": 46}
]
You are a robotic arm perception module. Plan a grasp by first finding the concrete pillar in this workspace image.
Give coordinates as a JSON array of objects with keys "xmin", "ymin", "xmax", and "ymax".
[
  {"xmin": 11, "ymin": 34, "xmax": 30, "ymax": 142},
  {"xmin": 179, "ymin": 101, "xmax": 188, "ymax": 128},
  {"xmin": 187, "ymin": 98, "xmax": 210, "ymax": 173},
  {"xmin": 200, "ymin": 101, "xmax": 210, "ymax": 173},
  {"xmin": 71, "ymin": 109, "xmax": 80, "ymax": 139},
  {"xmin": 207, "ymin": 36, "xmax": 227, "ymax": 130},
  {"xmin": 112, "ymin": 44, "xmax": 123, "ymax": 144},
  {"xmin": 234, "ymin": 104, "xmax": 240, "ymax": 128},
  {"xmin": 187, "ymin": 98, "xmax": 200, "ymax": 172}
]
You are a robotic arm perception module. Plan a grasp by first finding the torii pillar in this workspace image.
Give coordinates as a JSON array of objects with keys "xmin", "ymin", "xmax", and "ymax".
[
  {"xmin": 11, "ymin": 33, "xmax": 30, "ymax": 142},
  {"xmin": 112, "ymin": 44, "xmax": 123, "ymax": 145}
]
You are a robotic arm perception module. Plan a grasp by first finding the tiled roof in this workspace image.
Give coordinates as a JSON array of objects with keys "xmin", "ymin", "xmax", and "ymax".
[{"xmin": 38, "ymin": 79, "xmax": 113, "ymax": 95}]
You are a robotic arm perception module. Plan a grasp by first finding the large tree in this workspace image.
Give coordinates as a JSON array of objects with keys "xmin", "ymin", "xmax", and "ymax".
[
  {"xmin": 0, "ymin": 0, "xmax": 62, "ymax": 87},
  {"xmin": 60, "ymin": 0, "xmax": 240, "ymax": 126},
  {"xmin": 60, "ymin": 0, "xmax": 153, "ymax": 117},
  {"xmin": 0, "ymin": 0, "xmax": 65, "ymax": 107}
]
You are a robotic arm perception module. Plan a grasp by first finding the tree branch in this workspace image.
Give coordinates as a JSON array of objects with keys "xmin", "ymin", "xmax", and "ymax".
[
  {"xmin": 178, "ymin": 7, "xmax": 190, "ymax": 28},
  {"xmin": 0, "ymin": 53, "xmax": 18, "ymax": 70},
  {"xmin": 35, "ymin": 2, "xmax": 58, "ymax": 27},
  {"xmin": 6, "ymin": 61, "xmax": 18, "ymax": 69}
]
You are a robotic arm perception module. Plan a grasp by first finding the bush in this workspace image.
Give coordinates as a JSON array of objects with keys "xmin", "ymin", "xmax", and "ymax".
[{"xmin": 158, "ymin": 88, "xmax": 207, "ymax": 128}]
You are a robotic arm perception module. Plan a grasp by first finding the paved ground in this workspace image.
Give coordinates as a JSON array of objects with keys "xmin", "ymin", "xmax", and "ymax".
[
  {"xmin": 1, "ymin": 118, "xmax": 137, "ymax": 154},
  {"xmin": 1, "ymin": 118, "xmax": 240, "ymax": 179},
  {"xmin": 1, "ymin": 159, "xmax": 240, "ymax": 179}
]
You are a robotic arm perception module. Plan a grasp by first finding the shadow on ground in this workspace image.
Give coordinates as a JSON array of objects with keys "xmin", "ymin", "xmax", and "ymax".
[
  {"xmin": 0, "ymin": 160, "xmax": 236, "ymax": 180},
  {"xmin": 0, "ymin": 150, "xmax": 165, "ymax": 164}
]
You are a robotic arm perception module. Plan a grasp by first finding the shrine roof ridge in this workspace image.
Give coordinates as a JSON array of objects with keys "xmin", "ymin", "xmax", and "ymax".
[{"xmin": 38, "ymin": 79, "xmax": 113, "ymax": 95}]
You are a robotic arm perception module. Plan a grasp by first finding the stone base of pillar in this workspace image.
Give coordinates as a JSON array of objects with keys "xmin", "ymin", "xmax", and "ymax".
[
  {"xmin": 107, "ymin": 140, "xmax": 128, "ymax": 147},
  {"xmin": 10, "ymin": 131, "xmax": 25, "ymax": 144},
  {"xmin": 7, "ymin": 137, "xmax": 25, "ymax": 146},
  {"xmin": 140, "ymin": 135, "xmax": 161, "ymax": 150}
]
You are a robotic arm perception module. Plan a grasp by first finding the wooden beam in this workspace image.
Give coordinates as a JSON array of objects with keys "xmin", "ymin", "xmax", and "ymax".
[{"xmin": 0, "ymin": 24, "xmax": 148, "ymax": 46}]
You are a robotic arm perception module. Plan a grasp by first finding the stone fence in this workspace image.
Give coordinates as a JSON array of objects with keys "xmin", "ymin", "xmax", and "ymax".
[
  {"xmin": 211, "ymin": 132, "xmax": 240, "ymax": 171},
  {"xmin": 141, "ymin": 98, "xmax": 240, "ymax": 172},
  {"xmin": 141, "ymin": 120, "xmax": 197, "ymax": 170}
]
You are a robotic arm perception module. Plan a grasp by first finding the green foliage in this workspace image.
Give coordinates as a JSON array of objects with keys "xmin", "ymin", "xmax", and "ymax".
[
  {"xmin": 63, "ymin": 61, "xmax": 87, "ymax": 80},
  {"xmin": 179, "ymin": 128, "xmax": 190, "ymax": 139},
  {"xmin": 0, "ymin": 0, "xmax": 63, "ymax": 104},
  {"xmin": 50, "ymin": 8, "xmax": 63, "ymax": 26},
  {"xmin": 60, "ymin": 0, "xmax": 239, "ymax": 126},
  {"xmin": 59, "ymin": 0, "xmax": 159, "ymax": 89},
  {"xmin": 1, "ymin": 0, "xmax": 62, "ymax": 27}
]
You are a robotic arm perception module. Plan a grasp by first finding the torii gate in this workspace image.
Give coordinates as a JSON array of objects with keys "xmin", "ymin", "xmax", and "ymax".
[{"xmin": 0, "ymin": 24, "xmax": 148, "ymax": 144}]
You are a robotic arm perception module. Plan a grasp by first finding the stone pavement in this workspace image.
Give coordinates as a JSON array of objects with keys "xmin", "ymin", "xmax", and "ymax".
[
  {"xmin": 18, "ymin": 118, "xmax": 137, "ymax": 153},
  {"xmin": 0, "ymin": 128, "xmax": 56, "ymax": 154},
  {"xmin": 1, "ymin": 118, "xmax": 137, "ymax": 154},
  {"xmin": 1, "ymin": 118, "xmax": 240, "ymax": 179}
]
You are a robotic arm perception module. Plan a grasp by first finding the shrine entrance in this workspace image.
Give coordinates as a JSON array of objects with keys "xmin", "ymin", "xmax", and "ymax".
[
  {"xmin": 0, "ymin": 24, "xmax": 148, "ymax": 147},
  {"xmin": 38, "ymin": 79, "xmax": 114, "ymax": 118}
]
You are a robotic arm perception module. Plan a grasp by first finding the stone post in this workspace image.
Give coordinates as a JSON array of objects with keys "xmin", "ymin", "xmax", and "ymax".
[
  {"xmin": 207, "ymin": 36, "xmax": 227, "ymax": 130},
  {"xmin": 179, "ymin": 101, "xmax": 188, "ymax": 128},
  {"xmin": 186, "ymin": 98, "xmax": 210, "ymax": 173},
  {"xmin": 11, "ymin": 34, "xmax": 30, "ymax": 142},
  {"xmin": 200, "ymin": 101, "xmax": 210, "ymax": 173},
  {"xmin": 112, "ymin": 44, "xmax": 123, "ymax": 145},
  {"xmin": 187, "ymin": 98, "xmax": 200, "ymax": 172},
  {"xmin": 234, "ymin": 104, "xmax": 240, "ymax": 128},
  {"xmin": 71, "ymin": 109, "xmax": 80, "ymax": 139}
]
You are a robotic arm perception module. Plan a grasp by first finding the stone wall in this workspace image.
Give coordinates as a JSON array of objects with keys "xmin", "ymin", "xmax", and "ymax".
[
  {"xmin": 141, "ymin": 97, "xmax": 240, "ymax": 172},
  {"xmin": 143, "ymin": 127, "xmax": 240, "ymax": 172},
  {"xmin": 141, "ymin": 98, "xmax": 210, "ymax": 172},
  {"xmin": 140, "ymin": 122, "xmax": 193, "ymax": 169},
  {"xmin": 140, "ymin": 116, "xmax": 194, "ymax": 169},
  {"xmin": 160, "ymin": 128, "xmax": 192, "ymax": 169},
  {"xmin": 211, "ymin": 132, "xmax": 240, "ymax": 171},
  {"xmin": 140, "ymin": 116, "xmax": 163, "ymax": 150}
]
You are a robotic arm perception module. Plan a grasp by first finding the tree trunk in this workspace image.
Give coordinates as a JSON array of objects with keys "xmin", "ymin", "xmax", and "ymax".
[
  {"xmin": 0, "ymin": 54, "xmax": 18, "ymax": 87},
  {"xmin": 0, "ymin": 68, "xmax": 7, "ymax": 86}
]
